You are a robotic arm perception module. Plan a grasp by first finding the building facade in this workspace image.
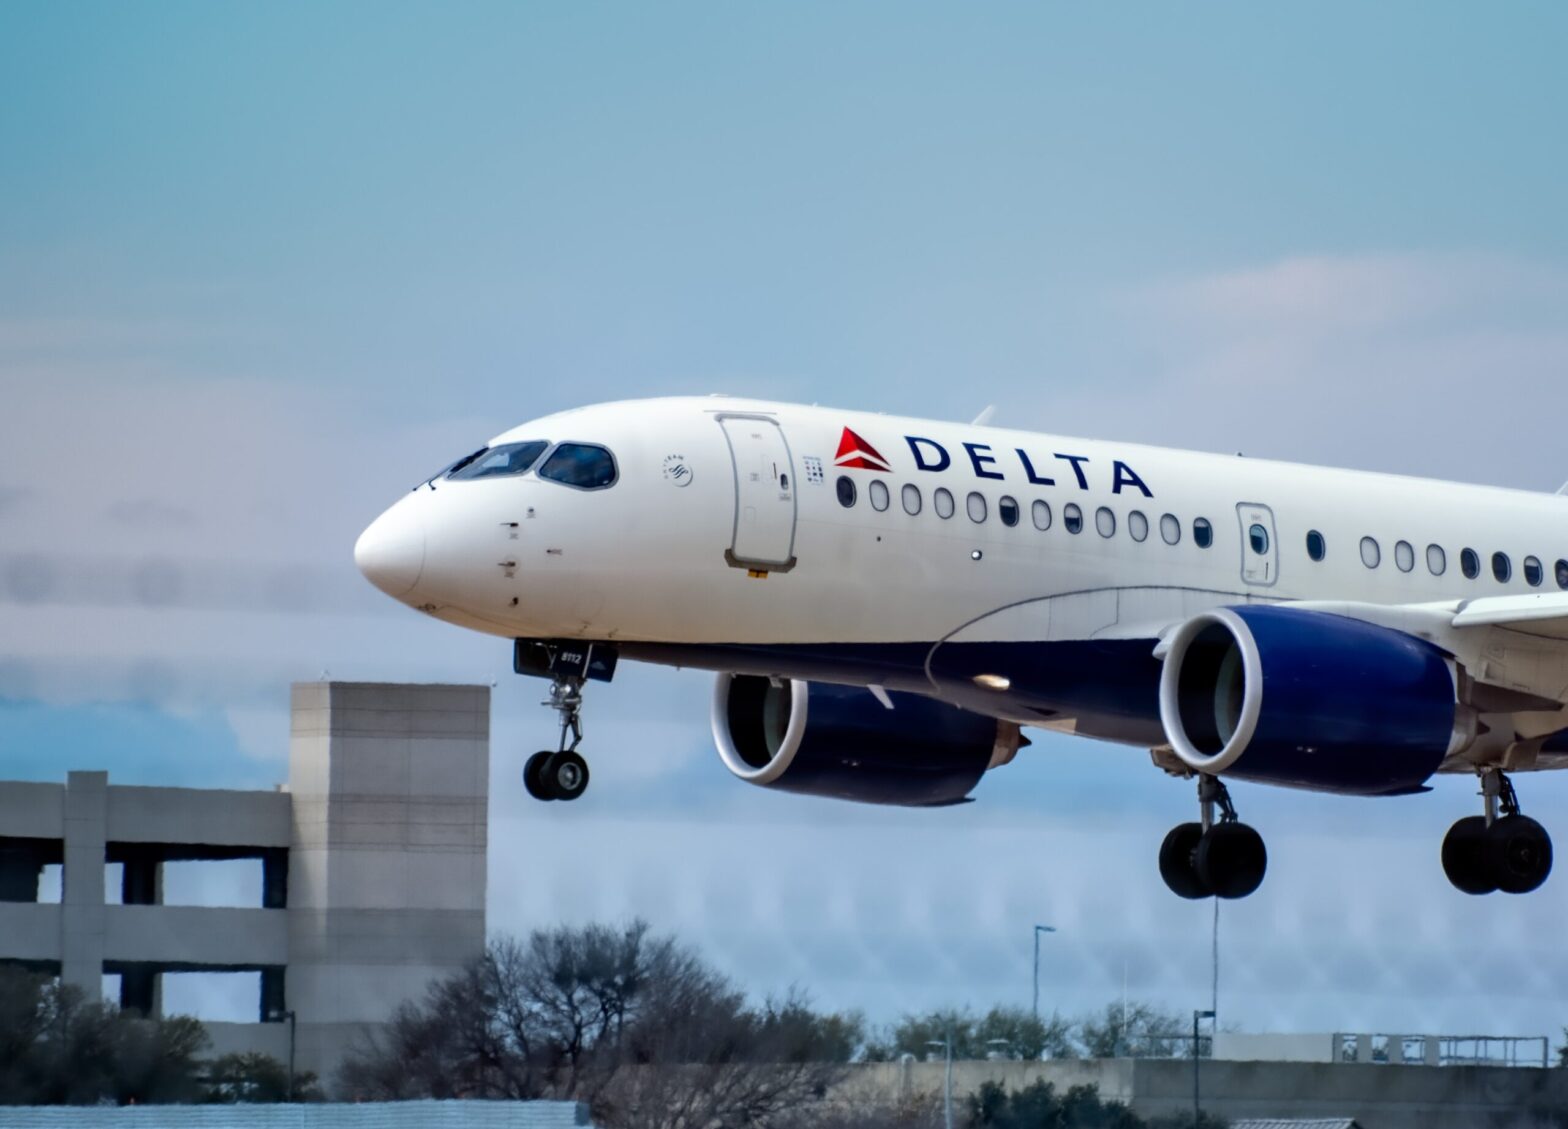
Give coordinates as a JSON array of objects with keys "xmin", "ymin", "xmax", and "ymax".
[{"xmin": 0, "ymin": 681, "xmax": 489, "ymax": 1088}]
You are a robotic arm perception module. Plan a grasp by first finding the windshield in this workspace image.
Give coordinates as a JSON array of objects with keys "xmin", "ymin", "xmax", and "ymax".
[
  {"xmin": 538, "ymin": 443, "xmax": 618, "ymax": 489},
  {"xmin": 446, "ymin": 440, "xmax": 550, "ymax": 481}
]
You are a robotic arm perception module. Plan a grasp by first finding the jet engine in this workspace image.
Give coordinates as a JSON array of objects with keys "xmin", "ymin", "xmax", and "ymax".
[
  {"xmin": 1157, "ymin": 605, "xmax": 1475, "ymax": 795},
  {"xmin": 712, "ymin": 674, "xmax": 1021, "ymax": 806}
]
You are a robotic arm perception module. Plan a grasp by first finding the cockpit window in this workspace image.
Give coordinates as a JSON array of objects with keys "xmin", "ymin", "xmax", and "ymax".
[
  {"xmin": 539, "ymin": 443, "xmax": 618, "ymax": 489},
  {"xmin": 447, "ymin": 441, "xmax": 550, "ymax": 481}
]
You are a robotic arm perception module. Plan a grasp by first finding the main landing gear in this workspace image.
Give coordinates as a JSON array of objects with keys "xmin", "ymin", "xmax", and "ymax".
[
  {"xmin": 523, "ymin": 674, "xmax": 591, "ymax": 803},
  {"xmin": 1441, "ymin": 769, "xmax": 1552, "ymax": 895},
  {"xmin": 1159, "ymin": 775, "xmax": 1267, "ymax": 900}
]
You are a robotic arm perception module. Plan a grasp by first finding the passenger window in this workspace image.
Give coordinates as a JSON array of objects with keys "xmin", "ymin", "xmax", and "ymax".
[
  {"xmin": 447, "ymin": 440, "xmax": 550, "ymax": 481},
  {"xmin": 1557, "ymin": 560, "xmax": 1568, "ymax": 590},
  {"xmin": 966, "ymin": 492, "xmax": 988, "ymax": 523},
  {"xmin": 1096, "ymin": 507, "xmax": 1116, "ymax": 538},
  {"xmin": 1461, "ymin": 548, "xmax": 1480, "ymax": 579},
  {"xmin": 869, "ymin": 480, "xmax": 890, "ymax": 512},
  {"xmin": 1194, "ymin": 518, "xmax": 1213, "ymax": 549},
  {"xmin": 1031, "ymin": 500, "xmax": 1052, "ymax": 531},
  {"xmin": 836, "ymin": 476, "xmax": 857, "ymax": 508},
  {"xmin": 538, "ymin": 443, "xmax": 617, "ymax": 489},
  {"xmin": 998, "ymin": 496, "xmax": 1020, "ymax": 527},
  {"xmin": 1306, "ymin": 530, "xmax": 1326, "ymax": 562},
  {"xmin": 934, "ymin": 488, "xmax": 955, "ymax": 519},
  {"xmin": 902, "ymin": 483, "xmax": 922, "ymax": 516},
  {"xmin": 1064, "ymin": 504, "xmax": 1084, "ymax": 534},
  {"xmin": 1395, "ymin": 541, "xmax": 1415, "ymax": 573},
  {"xmin": 1361, "ymin": 537, "xmax": 1381, "ymax": 569},
  {"xmin": 1427, "ymin": 544, "xmax": 1447, "ymax": 576},
  {"xmin": 1525, "ymin": 556, "xmax": 1544, "ymax": 587},
  {"xmin": 1249, "ymin": 524, "xmax": 1269, "ymax": 555},
  {"xmin": 1492, "ymin": 552, "xmax": 1512, "ymax": 583},
  {"xmin": 1160, "ymin": 514, "xmax": 1181, "ymax": 545},
  {"xmin": 1128, "ymin": 511, "xmax": 1149, "ymax": 542}
]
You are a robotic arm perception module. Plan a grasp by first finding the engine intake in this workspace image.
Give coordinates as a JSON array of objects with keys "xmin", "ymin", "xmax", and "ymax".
[
  {"xmin": 713, "ymin": 674, "xmax": 1019, "ymax": 806},
  {"xmin": 1158, "ymin": 605, "xmax": 1471, "ymax": 795}
]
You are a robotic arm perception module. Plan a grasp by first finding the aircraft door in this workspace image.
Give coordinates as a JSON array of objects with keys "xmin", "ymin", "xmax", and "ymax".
[
  {"xmin": 718, "ymin": 415, "xmax": 797, "ymax": 572},
  {"xmin": 1236, "ymin": 502, "xmax": 1278, "ymax": 586}
]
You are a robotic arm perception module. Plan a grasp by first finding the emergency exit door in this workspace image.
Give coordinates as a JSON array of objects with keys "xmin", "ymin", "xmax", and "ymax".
[
  {"xmin": 1236, "ymin": 502, "xmax": 1278, "ymax": 586},
  {"xmin": 719, "ymin": 416, "xmax": 797, "ymax": 572}
]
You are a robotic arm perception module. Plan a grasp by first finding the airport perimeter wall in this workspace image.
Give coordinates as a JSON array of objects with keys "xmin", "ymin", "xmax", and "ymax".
[
  {"xmin": 841, "ymin": 1058, "xmax": 1568, "ymax": 1129},
  {"xmin": 0, "ymin": 1102, "xmax": 592, "ymax": 1129}
]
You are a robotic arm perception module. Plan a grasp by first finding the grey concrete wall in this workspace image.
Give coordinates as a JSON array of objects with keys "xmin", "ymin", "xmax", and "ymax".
[
  {"xmin": 0, "ymin": 905, "xmax": 60, "ymax": 962},
  {"xmin": 0, "ymin": 782, "xmax": 64, "ymax": 839},
  {"xmin": 102, "ymin": 906, "xmax": 287, "ymax": 967},
  {"xmin": 286, "ymin": 682, "xmax": 489, "ymax": 1088},
  {"xmin": 1214, "ymin": 1032, "xmax": 1338, "ymax": 1063},
  {"xmin": 843, "ymin": 1059, "xmax": 1568, "ymax": 1129},
  {"xmin": 106, "ymin": 785, "xmax": 290, "ymax": 847}
]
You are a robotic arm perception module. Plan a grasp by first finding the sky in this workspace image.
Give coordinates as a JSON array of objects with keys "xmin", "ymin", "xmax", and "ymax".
[{"xmin": 4, "ymin": 2, "xmax": 1568, "ymax": 1041}]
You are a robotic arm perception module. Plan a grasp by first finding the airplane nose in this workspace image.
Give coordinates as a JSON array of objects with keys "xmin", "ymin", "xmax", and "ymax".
[{"xmin": 354, "ymin": 501, "xmax": 426, "ymax": 599}]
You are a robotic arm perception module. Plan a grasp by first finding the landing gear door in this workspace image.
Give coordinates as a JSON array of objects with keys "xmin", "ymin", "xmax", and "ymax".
[
  {"xmin": 718, "ymin": 415, "xmax": 797, "ymax": 572},
  {"xmin": 1236, "ymin": 502, "xmax": 1278, "ymax": 587}
]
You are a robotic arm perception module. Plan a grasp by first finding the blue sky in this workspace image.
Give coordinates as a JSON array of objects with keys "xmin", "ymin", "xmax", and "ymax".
[{"xmin": 5, "ymin": 3, "xmax": 1568, "ymax": 1035}]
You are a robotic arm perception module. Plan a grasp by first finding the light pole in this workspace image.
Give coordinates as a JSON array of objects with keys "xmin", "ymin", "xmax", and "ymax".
[
  {"xmin": 1031, "ymin": 924, "xmax": 1056, "ymax": 1022},
  {"xmin": 926, "ymin": 1031, "xmax": 954, "ymax": 1129},
  {"xmin": 1192, "ymin": 1009, "xmax": 1215, "ymax": 1127},
  {"xmin": 281, "ymin": 1010, "xmax": 297, "ymax": 1101}
]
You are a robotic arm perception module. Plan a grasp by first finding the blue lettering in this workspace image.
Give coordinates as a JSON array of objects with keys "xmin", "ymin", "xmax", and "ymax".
[
  {"xmin": 964, "ymin": 442, "xmax": 1005, "ymax": 480},
  {"xmin": 1112, "ymin": 460, "xmax": 1153, "ymax": 497},
  {"xmin": 1054, "ymin": 453, "xmax": 1090, "ymax": 490},
  {"xmin": 1016, "ymin": 449, "xmax": 1055, "ymax": 486},
  {"xmin": 906, "ymin": 435, "xmax": 951, "ymax": 472}
]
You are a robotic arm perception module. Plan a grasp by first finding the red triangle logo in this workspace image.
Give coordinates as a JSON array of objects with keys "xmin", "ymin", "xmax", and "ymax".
[{"xmin": 834, "ymin": 427, "xmax": 891, "ymax": 472}]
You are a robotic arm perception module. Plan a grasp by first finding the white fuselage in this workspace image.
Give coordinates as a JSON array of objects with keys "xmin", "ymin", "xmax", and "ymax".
[{"xmin": 356, "ymin": 396, "xmax": 1568, "ymax": 655}]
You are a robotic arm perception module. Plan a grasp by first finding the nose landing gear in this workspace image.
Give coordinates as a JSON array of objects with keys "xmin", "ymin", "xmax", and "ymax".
[
  {"xmin": 523, "ymin": 675, "xmax": 591, "ymax": 802},
  {"xmin": 1442, "ymin": 769, "xmax": 1552, "ymax": 895},
  {"xmin": 1159, "ymin": 775, "xmax": 1267, "ymax": 900}
]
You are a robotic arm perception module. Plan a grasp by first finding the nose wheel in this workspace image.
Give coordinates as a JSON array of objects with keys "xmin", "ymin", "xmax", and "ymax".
[
  {"xmin": 1442, "ymin": 769, "xmax": 1552, "ymax": 895},
  {"xmin": 523, "ymin": 675, "xmax": 592, "ymax": 802},
  {"xmin": 1159, "ymin": 775, "xmax": 1267, "ymax": 900}
]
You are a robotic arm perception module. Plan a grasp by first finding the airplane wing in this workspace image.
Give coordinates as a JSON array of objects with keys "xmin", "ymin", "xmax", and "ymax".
[{"xmin": 1449, "ymin": 592, "xmax": 1568, "ymax": 640}]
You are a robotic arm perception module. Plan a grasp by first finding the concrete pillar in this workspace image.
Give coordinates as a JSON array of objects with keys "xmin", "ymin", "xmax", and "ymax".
[
  {"xmin": 261, "ymin": 848, "xmax": 289, "ymax": 909},
  {"xmin": 120, "ymin": 851, "xmax": 162, "ymax": 906},
  {"xmin": 260, "ymin": 966, "xmax": 286, "ymax": 1022},
  {"xmin": 0, "ymin": 843, "xmax": 45, "ymax": 902},
  {"xmin": 119, "ymin": 964, "xmax": 160, "ymax": 1015},
  {"xmin": 61, "ymin": 771, "xmax": 108, "ymax": 999},
  {"xmin": 287, "ymin": 682, "xmax": 489, "ymax": 1089}
]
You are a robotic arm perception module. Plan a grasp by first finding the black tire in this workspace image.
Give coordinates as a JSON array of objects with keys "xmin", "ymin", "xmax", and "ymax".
[
  {"xmin": 1486, "ymin": 814, "xmax": 1552, "ymax": 895},
  {"xmin": 1441, "ymin": 816, "xmax": 1496, "ymax": 895},
  {"xmin": 523, "ymin": 751, "xmax": 557, "ymax": 801},
  {"xmin": 1196, "ymin": 822, "xmax": 1267, "ymax": 900},
  {"xmin": 1159, "ymin": 822, "xmax": 1210, "ymax": 900},
  {"xmin": 549, "ymin": 750, "xmax": 590, "ymax": 802}
]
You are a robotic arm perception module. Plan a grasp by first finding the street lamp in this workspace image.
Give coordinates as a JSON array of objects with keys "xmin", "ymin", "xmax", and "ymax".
[
  {"xmin": 926, "ymin": 1031, "xmax": 954, "ymax": 1129},
  {"xmin": 1192, "ymin": 1009, "xmax": 1216, "ymax": 1127},
  {"xmin": 1031, "ymin": 924, "xmax": 1057, "ymax": 1022}
]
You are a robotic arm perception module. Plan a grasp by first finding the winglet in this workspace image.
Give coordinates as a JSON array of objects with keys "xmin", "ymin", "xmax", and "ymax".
[{"xmin": 971, "ymin": 405, "xmax": 996, "ymax": 427}]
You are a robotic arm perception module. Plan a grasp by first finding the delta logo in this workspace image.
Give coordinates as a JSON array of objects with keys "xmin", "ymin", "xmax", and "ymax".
[
  {"xmin": 826, "ymin": 423, "xmax": 1156, "ymax": 498},
  {"xmin": 833, "ymin": 427, "xmax": 891, "ymax": 472}
]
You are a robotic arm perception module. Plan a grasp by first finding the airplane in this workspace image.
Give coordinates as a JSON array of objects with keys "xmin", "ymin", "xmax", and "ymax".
[{"xmin": 354, "ymin": 396, "xmax": 1568, "ymax": 900}]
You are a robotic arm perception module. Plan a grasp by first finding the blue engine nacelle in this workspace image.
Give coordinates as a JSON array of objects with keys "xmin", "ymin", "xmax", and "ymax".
[
  {"xmin": 1158, "ymin": 605, "xmax": 1473, "ymax": 795},
  {"xmin": 712, "ymin": 674, "xmax": 1021, "ymax": 806}
]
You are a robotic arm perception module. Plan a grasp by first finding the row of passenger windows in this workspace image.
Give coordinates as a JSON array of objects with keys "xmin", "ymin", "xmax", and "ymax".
[
  {"xmin": 834, "ymin": 477, "xmax": 1217, "ymax": 547},
  {"xmin": 1307, "ymin": 530, "xmax": 1568, "ymax": 589}
]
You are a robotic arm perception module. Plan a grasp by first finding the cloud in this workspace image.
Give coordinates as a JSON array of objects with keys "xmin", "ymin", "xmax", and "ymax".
[{"xmin": 1033, "ymin": 252, "xmax": 1568, "ymax": 489}]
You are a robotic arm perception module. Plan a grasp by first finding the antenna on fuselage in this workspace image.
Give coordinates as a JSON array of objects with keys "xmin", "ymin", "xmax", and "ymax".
[{"xmin": 971, "ymin": 405, "xmax": 997, "ymax": 427}]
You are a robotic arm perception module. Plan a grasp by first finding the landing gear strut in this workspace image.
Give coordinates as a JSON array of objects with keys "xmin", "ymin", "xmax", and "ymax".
[
  {"xmin": 1442, "ymin": 769, "xmax": 1552, "ymax": 895},
  {"xmin": 523, "ymin": 674, "xmax": 591, "ymax": 802},
  {"xmin": 1159, "ymin": 775, "xmax": 1267, "ymax": 900}
]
